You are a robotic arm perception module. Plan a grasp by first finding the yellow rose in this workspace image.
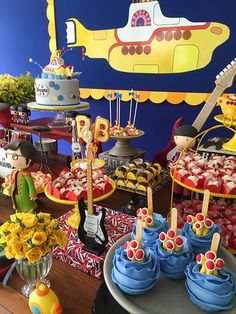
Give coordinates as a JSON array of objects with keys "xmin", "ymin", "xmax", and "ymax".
[
  {"xmin": 6, "ymin": 233, "xmax": 18, "ymax": 245},
  {"xmin": 32, "ymin": 231, "xmax": 47, "ymax": 246},
  {"xmin": 41, "ymin": 245, "xmax": 50, "ymax": 256},
  {"xmin": 10, "ymin": 213, "xmax": 25, "ymax": 223},
  {"xmin": 12, "ymin": 241, "xmax": 29, "ymax": 260},
  {"xmin": 20, "ymin": 228, "xmax": 34, "ymax": 242},
  {"xmin": 51, "ymin": 229, "xmax": 68, "ymax": 248},
  {"xmin": 46, "ymin": 219, "xmax": 59, "ymax": 234},
  {"xmin": 37, "ymin": 213, "xmax": 51, "ymax": 226},
  {"xmin": 0, "ymin": 222, "xmax": 10, "ymax": 233},
  {"xmin": 26, "ymin": 247, "xmax": 43, "ymax": 264},
  {"xmin": 21, "ymin": 213, "xmax": 38, "ymax": 228},
  {"xmin": 5, "ymin": 246, "xmax": 15, "ymax": 259},
  {"xmin": 0, "ymin": 234, "xmax": 7, "ymax": 244},
  {"xmin": 7, "ymin": 223, "xmax": 22, "ymax": 235}
]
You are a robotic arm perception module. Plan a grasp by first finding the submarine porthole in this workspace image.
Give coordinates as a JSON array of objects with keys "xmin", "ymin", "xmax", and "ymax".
[
  {"xmin": 165, "ymin": 31, "xmax": 173, "ymax": 41},
  {"xmin": 129, "ymin": 46, "xmax": 135, "ymax": 55},
  {"xmin": 183, "ymin": 30, "xmax": 191, "ymax": 40},
  {"xmin": 174, "ymin": 30, "xmax": 182, "ymax": 40},
  {"xmin": 156, "ymin": 31, "xmax": 164, "ymax": 41},
  {"xmin": 122, "ymin": 46, "xmax": 128, "ymax": 55},
  {"xmin": 136, "ymin": 46, "xmax": 143, "ymax": 55},
  {"xmin": 144, "ymin": 46, "xmax": 151, "ymax": 55}
]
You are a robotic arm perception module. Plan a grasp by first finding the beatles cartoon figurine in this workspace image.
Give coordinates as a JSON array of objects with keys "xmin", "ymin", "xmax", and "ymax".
[
  {"xmin": 18, "ymin": 106, "xmax": 31, "ymax": 125},
  {"xmin": 6, "ymin": 139, "xmax": 37, "ymax": 212},
  {"xmin": 173, "ymin": 124, "xmax": 198, "ymax": 199},
  {"xmin": 65, "ymin": 111, "xmax": 80, "ymax": 132},
  {"xmin": 10, "ymin": 105, "xmax": 19, "ymax": 124}
]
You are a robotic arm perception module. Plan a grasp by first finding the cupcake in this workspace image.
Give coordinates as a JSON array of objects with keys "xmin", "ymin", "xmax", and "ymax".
[
  {"xmin": 185, "ymin": 248, "xmax": 236, "ymax": 311},
  {"xmin": 182, "ymin": 213, "xmax": 221, "ymax": 255},
  {"xmin": 112, "ymin": 239, "xmax": 160, "ymax": 295},
  {"xmin": 153, "ymin": 228, "xmax": 193, "ymax": 279},
  {"xmin": 131, "ymin": 208, "xmax": 169, "ymax": 250}
]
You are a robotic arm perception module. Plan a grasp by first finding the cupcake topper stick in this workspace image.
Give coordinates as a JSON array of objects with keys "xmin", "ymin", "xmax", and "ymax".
[
  {"xmin": 147, "ymin": 187, "xmax": 153, "ymax": 216},
  {"xmin": 210, "ymin": 233, "xmax": 220, "ymax": 254},
  {"xmin": 136, "ymin": 218, "xmax": 143, "ymax": 248},
  {"xmin": 133, "ymin": 91, "xmax": 140, "ymax": 127},
  {"xmin": 170, "ymin": 207, "xmax": 178, "ymax": 234},
  {"xmin": 107, "ymin": 91, "xmax": 112, "ymax": 125},
  {"xmin": 128, "ymin": 89, "xmax": 134, "ymax": 123},
  {"xmin": 202, "ymin": 189, "xmax": 210, "ymax": 216}
]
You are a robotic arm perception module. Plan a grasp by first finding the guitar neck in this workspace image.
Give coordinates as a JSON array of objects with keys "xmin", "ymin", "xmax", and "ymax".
[
  {"xmin": 87, "ymin": 159, "xmax": 94, "ymax": 215},
  {"xmin": 192, "ymin": 85, "xmax": 224, "ymax": 131}
]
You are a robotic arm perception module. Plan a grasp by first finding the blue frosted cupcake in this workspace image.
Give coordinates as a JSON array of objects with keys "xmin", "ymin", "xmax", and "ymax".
[
  {"xmin": 112, "ymin": 240, "xmax": 160, "ymax": 295},
  {"xmin": 185, "ymin": 260, "xmax": 235, "ymax": 312},
  {"xmin": 153, "ymin": 231, "xmax": 193, "ymax": 279},
  {"xmin": 132, "ymin": 210, "xmax": 169, "ymax": 250},
  {"xmin": 182, "ymin": 214, "xmax": 221, "ymax": 256}
]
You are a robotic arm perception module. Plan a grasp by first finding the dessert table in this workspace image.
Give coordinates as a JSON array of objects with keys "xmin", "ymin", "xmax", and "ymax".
[{"xmin": 0, "ymin": 179, "xmax": 171, "ymax": 314}]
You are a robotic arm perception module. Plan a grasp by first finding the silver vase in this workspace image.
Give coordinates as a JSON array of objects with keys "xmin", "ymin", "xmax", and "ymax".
[{"xmin": 16, "ymin": 253, "xmax": 52, "ymax": 297}]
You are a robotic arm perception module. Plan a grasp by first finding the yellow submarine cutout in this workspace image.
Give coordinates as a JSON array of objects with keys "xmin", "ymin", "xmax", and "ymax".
[{"xmin": 66, "ymin": 0, "xmax": 229, "ymax": 74}]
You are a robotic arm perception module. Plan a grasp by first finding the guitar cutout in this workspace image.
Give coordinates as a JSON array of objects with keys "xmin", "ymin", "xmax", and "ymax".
[
  {"xmin": 78, "ymin": 117, "xmax": 110, "ymax": 256},
  {"xmin": 166, "ymin": 58, "xmax": 236, "ymax": 162}
]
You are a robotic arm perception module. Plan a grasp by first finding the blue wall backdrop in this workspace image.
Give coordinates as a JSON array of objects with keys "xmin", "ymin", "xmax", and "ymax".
[{"xmin": 1, "ymin": 1, "xmax": 235, "ymax": 160}]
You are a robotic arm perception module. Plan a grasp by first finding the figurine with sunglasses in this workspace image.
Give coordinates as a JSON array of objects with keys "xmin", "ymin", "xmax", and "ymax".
[{"xmin": 5, "ymin": 139, "xmax": 37, "ymax": 212}]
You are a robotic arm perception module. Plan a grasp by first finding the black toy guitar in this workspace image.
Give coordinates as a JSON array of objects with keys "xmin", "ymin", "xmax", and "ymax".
[
  {"xmin": 78, "ymin": 117, "xmax": 110, "ymax": 256},
  {"xmin": 166, "ymin": 58, "xmax": 236, "ymax": 162}
]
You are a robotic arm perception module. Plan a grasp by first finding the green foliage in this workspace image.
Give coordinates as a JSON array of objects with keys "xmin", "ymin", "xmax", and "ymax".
[{"xmin": 0, "ymin": 73, "xmax": 35, "ymax": 105}]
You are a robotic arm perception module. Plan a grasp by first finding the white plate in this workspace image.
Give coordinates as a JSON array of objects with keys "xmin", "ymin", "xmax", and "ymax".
[{"xmin": 103, "ymin": 233, "xmax": 236, "ymax": 314}]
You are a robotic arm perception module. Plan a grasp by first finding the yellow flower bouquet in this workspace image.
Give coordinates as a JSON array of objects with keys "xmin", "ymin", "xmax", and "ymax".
[{"xmin": 0, "ymin": 212, "xmax": 68, "ymax": 264}]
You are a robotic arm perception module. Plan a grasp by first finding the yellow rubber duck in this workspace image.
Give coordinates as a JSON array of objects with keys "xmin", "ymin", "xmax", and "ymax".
[{"xmin": 29, "ymin": 282, "xmax": 62, "ymax": 314}]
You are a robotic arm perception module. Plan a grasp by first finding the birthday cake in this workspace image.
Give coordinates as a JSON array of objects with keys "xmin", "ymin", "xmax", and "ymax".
[{"xmin": 31, "ymin": 50, "xmax": 81, "ymax": 109}]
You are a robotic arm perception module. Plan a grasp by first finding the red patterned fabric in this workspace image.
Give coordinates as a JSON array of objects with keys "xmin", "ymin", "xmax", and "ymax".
[{"xmin": 52, "ymin": 207, "xmax": 135, "ymax": 279}]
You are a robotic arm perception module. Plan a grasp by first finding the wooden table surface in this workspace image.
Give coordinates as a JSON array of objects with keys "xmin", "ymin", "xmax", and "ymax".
[{"xmin": 0, "ymin": 181, "xmax": 171, "ymax": 314}]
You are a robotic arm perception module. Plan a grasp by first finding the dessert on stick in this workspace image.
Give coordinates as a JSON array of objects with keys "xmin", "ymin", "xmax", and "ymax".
[
  {"xmin": 112, "ymin": 219, "xmax": 160, "ymax": 295},
  {"xmin": 153, "ymin": 207, "xmax": 193, "ymax": 279},
  {"xmin": 182, "ymin": 190, "xmax": 221, "ymax": 255},
  {"xmin": 185, "ymin": 233, "xmax": 236, "ymax": 312},
  {"xmin": 131, "ymin": 187, "xmax": 168, "ymax": 249}
]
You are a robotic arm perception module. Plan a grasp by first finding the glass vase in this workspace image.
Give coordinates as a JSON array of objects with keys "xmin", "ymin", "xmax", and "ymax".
[{"xmin": 16, "ymin": 253, "xmax": 52, "ymax": 297}]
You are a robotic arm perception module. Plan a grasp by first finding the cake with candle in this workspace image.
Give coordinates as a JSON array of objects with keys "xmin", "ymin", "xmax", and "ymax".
[
  {"xmin": 185, "ymin": 233, "xmax": 236, "ymax": 312},
  {"xmin": 29, "ymin": 49, "xmax": 81, "ymax": 109},
  {"xmin": 131, "ymin": 187, "xmax": 168, "ymax": 249},
  {"xmin": 112, "ymin": 220, "xmax": 160, "ymax": 295}
]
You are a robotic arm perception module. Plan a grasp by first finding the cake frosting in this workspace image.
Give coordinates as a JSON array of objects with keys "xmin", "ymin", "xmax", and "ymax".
[
  {"xmin": 182, "ymin": 220, "xmax": 221, "ymax": 255},
  {"xmin": 31, "ymin": 50, "xmax": 81, "ymax": 109},
  {"xmin": 153, "ymin": 235, "xmax": 193, "ymax": 279},
  {"xmin": 112, "ymin": 245, "xmax": 160, "ymax": 295},
  {"xmin": 185, "ymin": 263, "xmax": 236, "ymax": 311},
  {"xmin": 131, "ymin": 213, "xmax": 168, "ymax": 249}
]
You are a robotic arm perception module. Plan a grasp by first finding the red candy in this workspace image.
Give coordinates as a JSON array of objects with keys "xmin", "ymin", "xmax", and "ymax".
[
  {"xmin": 135, "ymin": 249, "xmax": 144, "ymax": 261},
  {"xmin": 205, "ymin": 219, "xmax": 213, "ymax": 228},
  {"xmin": 145, "ymin": 215, "xmax": 153, "ymax": 225},
  {"xmin": 159, "ymin": 232, "xmax": 166, "ymax": 242},
  {"xmin": 186, "ymin": 215, "xmax": 194, "ymax": 223},
  {"xmin": 141, "ymin": 208, "xmax": 148, "ymax": 216},
  {"xmin": 167, "ymin": 229, "xmax": 176, "ymax": 239},
  {"xmin": 196, "ymin": 253, "xmax": 204, "ymax": 264},
  {"xmin": 196, "ymin": 213, "xmax": 205, "ymax": 222},
  {"xmin": 166, "ymin": 240, "xmax": 174, "ymax": 250},
  {"xmin": 215, "ymin": 258, "xmax": 225, "ymax": 269},
  {"xmin": 127, "ymin": 249, "xmax": 134, "ymax": 259},
  {"xmin": 130, "ymin": 240, "xmax": 138, "ymax": 250},
  {"xmin": 175, "ymin": 236, "xmax": 184, "ymax": 247},
  {"xmin": 124, "ymin": 241, "xmax": 129, "ymax": 250},
  {"xmin": 205, "ymin": 251, "xmax": 216, "ymax": 260},
  {"xmin": 205, "ymin": 260, "xmax": 215, "ymax": 271},
  {"xmin": 194, "ymin": 222, "xmax": 202, "ymax": 230}
]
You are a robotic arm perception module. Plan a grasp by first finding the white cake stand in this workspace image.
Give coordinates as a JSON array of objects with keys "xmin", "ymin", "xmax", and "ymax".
[
  {"xmin": 27, "ymin": 101, "xmax": 90, "ymax": 128},
  {"xmin": 103, "ymin": 233, "xmax": 236, "ymax": 314},
  {"xmin": 109, "ymin": 130, "xmax": 145, "ymax": 157}
]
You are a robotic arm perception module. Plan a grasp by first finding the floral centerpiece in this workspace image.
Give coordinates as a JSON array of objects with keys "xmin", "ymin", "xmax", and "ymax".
[
  {"xmin": 0, "ymin": 212, "xmax": 68, "ymax": 296},
  {"xmin": 0, "ymin": 212, "xmax": 67, "ymax": 264}
]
